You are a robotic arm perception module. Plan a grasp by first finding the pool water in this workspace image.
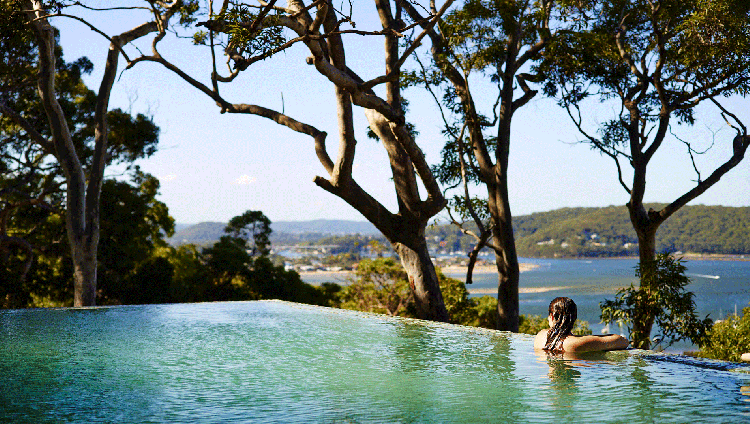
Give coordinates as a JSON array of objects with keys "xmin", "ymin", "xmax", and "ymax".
[{"xmin": 1, "ymin": 301, "xmax": 749, "ymax": 423}]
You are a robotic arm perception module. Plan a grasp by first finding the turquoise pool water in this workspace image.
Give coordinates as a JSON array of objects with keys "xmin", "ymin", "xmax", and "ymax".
[{"xmin": 1, "ymin": 301, "xmax": 749, "ymax": 423}]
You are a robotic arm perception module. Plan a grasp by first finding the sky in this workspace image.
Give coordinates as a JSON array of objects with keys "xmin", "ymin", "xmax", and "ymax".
[{"xmin": 51, "ymin": 1, "xmax": 750, "ymax": 225}]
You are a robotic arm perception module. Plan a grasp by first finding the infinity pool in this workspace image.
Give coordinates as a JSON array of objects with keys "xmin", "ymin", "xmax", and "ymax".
[{"xmin": 1, "ymin": 301, "xmax": 749, "ymax": 423}]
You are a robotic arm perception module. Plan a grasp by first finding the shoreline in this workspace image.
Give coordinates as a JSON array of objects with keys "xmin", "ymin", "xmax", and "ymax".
[
  {"xmin": 298, "ymin": 253, "xmax": 750, "ymax": 281},
  {"xmin": 520, "ymin": 253, "xmax": 750, "ymax": 261},
  {"xmin": 298, "ymin": 261, "xmax": 540, "ymax": 281}
]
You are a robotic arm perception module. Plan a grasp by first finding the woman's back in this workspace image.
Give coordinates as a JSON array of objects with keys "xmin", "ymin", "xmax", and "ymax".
[{"xmin": 534, "ymin": 329, "xmax": 629, "ymax": 353}]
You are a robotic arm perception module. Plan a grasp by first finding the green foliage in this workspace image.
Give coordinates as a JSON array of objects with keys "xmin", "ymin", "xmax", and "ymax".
[
  {"xmin": 470, "ymin": 295, "xmax": 500, "ymax": 329},
  {"xmin": 320, "ymin": 252, "xmax": 360, "ymax": 268},
  {"xmin": 696, "ymin": 304, "xmax": 750, "ymax": 362},
  {"xmin": 192, "ymin": 30, "xmax": 208, "ymax": 45},
  {"xmin": 437, "ymin": 271, "xmax": 478, "ymax": 325},
  {"xmin": 336, "ymin": 259, "xmax": 596, "ymax": 333},
  {"xmin": 97, "ymin": 172, "xmax": 175, "ymax": 304},
  {"xmin": 518, "ymin": 313, "xmax": 592, "ymax": 336},
  {"xmin": 0, "ymin": 25, "xmax": 164, "ymax": 307},
  {"xmin": 448, "ymin": 195, "xmax": 491, "ymax": 223},
  {"xmin": 177, "ymin": 0, "xmax": 201, "ymax": 27},
  {"xmin": 225, "ymin": 210, "xmax": 271, "ymax": 256},
  {"xmin": 221, "ymin": 3, "xmax": 285, "ymax": 61},
  {"xmin": 338, "ymin": 258, "xmax": 414, "ymax": 316},
  {"xmin": 600, "ymin": 254, "xmax": 712, "ymax": 349},
  {"xmin": 542, "ymin": 0, "xmax": 750, "ymax": 177}
]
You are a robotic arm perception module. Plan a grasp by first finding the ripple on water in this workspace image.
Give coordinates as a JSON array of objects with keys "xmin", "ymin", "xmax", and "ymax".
[{"xmin": 1, "ymin": 301, "xmax": 749, "ymax": 423}]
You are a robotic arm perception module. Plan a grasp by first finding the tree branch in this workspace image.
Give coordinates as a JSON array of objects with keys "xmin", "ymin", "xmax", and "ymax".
[{"xmin": 0, "ymin": 100, "xmax": 54, "ymax": 154}]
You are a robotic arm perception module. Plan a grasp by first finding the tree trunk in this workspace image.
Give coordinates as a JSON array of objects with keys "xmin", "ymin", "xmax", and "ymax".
[
  {"xmin": 394, "ymin": 240, "xmax": 449, "ymax": 322},
  {"xmin": 489, "ymin": 144, "xmax": 520, "ymax": 331},
  {"xmin": 490, "ymin": 209, "xmax": 520, "ymax": 331},
  {"xmin": 628, "ymin": 202, "xmax": 659, "ymax": 349},
  {"xmin": 22, "ymin": 1, "xmax": 162, "ymax": 306},
  {"xmin": 72, "ymin": 242, "xmax": 97, "ymax": 306}
]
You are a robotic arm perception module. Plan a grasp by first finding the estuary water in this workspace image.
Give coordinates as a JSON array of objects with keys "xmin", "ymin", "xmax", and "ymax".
[
  {"xmin": 300, "ymin": 257, "xmax": 750, "ymax": 352},
  {"xmin": 447, "ymin": 258, "xmax": 750, "ymax": 352}
]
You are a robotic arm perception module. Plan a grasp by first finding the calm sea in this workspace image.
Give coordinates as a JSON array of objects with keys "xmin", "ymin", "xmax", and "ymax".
[{"xmin": 449, "ymin": 258, "xmax": 750, "ymax": 352}]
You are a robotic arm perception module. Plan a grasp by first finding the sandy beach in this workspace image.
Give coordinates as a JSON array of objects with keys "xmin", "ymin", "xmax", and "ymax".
[
  {"xmin": 439, "ymin": 263, "xmax": 539, "ymax": 274},
  {"xmin": 299, "ymin": 261, "xmax": 540, "ymax": 286}
]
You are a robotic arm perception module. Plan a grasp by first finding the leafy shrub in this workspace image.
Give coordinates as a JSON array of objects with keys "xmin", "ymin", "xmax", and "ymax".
[
  {"xmin": 696, "ymin": 304, "xmax": 750, "ymax": 362},
  {"xmin": 518, "ymin": 313, "xmax": 592, "ymax": 335},
  {"xmin": 337, "ymin": 258, "xmax": 414, "ymax": 316},
  {"xmin": 600, "ymin": 254, "xmax": 711, "ymax": 349},
  {"xmin": 337, "ymin": 260, "xmax": 592, "ymax": 334}
]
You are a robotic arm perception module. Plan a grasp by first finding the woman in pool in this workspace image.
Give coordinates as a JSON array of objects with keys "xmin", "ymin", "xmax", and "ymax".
[{"xmin": 534, "ymin": 297, "xmax": 629, "ymax": 353}]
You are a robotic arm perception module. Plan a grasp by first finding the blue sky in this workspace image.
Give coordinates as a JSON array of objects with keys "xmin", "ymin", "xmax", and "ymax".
[{"xmin": 53, "ymin": 2, "xmax": 750, "ymax": 225}]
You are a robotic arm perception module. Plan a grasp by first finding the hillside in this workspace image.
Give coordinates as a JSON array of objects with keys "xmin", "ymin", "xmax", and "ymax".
[
  {"xmin": 169, "ymin": 205, "xmax": 750, "ymax": 257},
  {"xmin": 168, "ymin": 219, "xmax": 379, "ymax": 246},
  {"xmin": 426, "ymin": 204, "xmax": 750, "ymax": 257}
]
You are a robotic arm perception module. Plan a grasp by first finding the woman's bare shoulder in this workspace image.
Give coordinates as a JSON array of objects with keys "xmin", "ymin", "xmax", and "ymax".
[
  {"xmin": 563, "ymin": 334, "xmax": 629, "ymax": 352},
  {"xmin": 533, "ymin": 329, "xmax": 549, "ymax": 350}
]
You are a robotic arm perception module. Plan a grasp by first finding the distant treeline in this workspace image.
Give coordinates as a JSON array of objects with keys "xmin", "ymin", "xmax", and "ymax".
[{"xmin": 172, "ymin": 205, "xmax": 750, "ymax": 258}]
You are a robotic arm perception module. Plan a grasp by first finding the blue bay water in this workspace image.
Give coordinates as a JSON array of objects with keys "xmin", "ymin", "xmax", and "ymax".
[
  {"xmin": 448, "ymin": 258, "xmax": 750, "ymax": 352},
  {"xmin": 300, "ymin": 257, "xmax": 750, "ymax": 351}
]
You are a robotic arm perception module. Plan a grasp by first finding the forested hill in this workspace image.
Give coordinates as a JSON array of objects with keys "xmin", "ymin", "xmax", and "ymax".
[
  {"xmin": 168, "ymin": 220, "xmax": 379, "ymax": 246},
  {"xmin": 435, "ymin": 204, "xmax": 750, "ymax": 257},
  {"xmin": 170, "ymin": 205, "xmax": 750, "ymax": 257}
]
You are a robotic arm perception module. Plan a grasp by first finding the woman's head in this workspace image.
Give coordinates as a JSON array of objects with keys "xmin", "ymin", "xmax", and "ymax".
[{"xmin": 544, "ymin": 297, "xmax": 577, "ymax": 352}]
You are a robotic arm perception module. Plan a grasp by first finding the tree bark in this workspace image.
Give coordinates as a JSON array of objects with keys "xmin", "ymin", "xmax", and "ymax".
[
  {"xmin": 489, "ymin": 184, "xmax": 520, "ymax": 331},
  {"xmin": 627, "ymin": 201, "xmax": 659, "ymax": 349},
  {"xmin": 393, "ymin": 233, "xmax": 449, "ymax": 322}
]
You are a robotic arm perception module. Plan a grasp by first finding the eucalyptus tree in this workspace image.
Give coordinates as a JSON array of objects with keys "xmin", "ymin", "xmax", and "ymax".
[
  {"xmin": 225, "ymin": 210, "xmax": 271, "ymax": 257},
  {"xmin": 398, "ymin": 0, "xmax": 555, "ymax": 330},
  {"xmin": 543, "ymin": 0, "xmax": 750, "ymax": 347},
  {"xmin": 0, "ymin": 0, "xmax": 182, "ymax": 306},
  {"xmin": 0, "ymin": 8, "xmax": 166, "ymax": 307},
  {"xmin": 121, "ymin": 0, "xmax": 454, "ymax": 321}
]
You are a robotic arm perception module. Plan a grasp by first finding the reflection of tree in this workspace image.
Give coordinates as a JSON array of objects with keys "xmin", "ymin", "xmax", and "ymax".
[
  {"xmin": 388, "ymin": 321, "xmax": 525, "ymax": 419},
  {"xmin": 542, "ymin": 355, "xmax": 581, "ymax": 416},
  {"xmin": 629, "ymin": 358, "xmax": 658, "ymax": 418}
]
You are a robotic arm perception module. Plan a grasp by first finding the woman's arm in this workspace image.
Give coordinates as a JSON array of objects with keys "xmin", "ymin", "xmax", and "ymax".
[{"xmin": 564, "ymin": 334, "xmax": 629, "ymax": 352}]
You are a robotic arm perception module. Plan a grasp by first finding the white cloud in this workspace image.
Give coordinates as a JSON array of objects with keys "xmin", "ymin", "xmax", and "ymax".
[
  {"xmin": 235, "ymin": 174, "xmax": 257, "ymax": 185},
  {"xmin": 159, "ymin": 174, "xmax": 177, "ymax": 182}
]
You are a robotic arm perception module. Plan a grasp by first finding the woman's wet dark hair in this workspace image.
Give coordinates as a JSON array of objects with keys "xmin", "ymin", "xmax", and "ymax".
[{"xmin": 544, "ymin": 297, "xmax": 577, "ymax": 352}]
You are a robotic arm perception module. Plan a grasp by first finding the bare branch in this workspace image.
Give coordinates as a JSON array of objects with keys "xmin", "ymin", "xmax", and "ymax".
[
  {"xmin": 710, "ymin": 97, "xmax": 748, "ymax": 135},
  {"xmin": 360, "ymin": 0, "xmax": 454, "ymax": 92},
  {"xmin": 661, "ymin": 133, "xmax": 750, "ymax": 221},
  {"xmin": 511, "ymin": 74, "xmax": 538, "ymax": 113},
  {"xmin": 69, "ymin": 1, "xmax": 150, "ymax": 12},
  {"xmin": 562, "ymin": 89, "xmax": 632, "ymax": 194},
  {"xmin": 0, "ymin": 101, "xmax": 54, "ymax": 154},
  {"xmin": 614, "ymin": 16, "xmax": 643, "ymax": 79}
]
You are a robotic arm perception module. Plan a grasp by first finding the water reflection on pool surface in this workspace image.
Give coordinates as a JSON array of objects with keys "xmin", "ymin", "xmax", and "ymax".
[{"xmin": 1, "ymin": 301, "xmax": 748, "ymax": 423}]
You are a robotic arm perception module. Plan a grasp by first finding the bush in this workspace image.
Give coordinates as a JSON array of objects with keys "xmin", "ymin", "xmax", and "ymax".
[
  {"xmin": 518, "ymin": 314, "xmax": 592, "ymax": 336},
  {"xmin": 336, "ymin": 260, "xmax": 594, "ymax": 334},
  {"xmin": 437, "ymin": 271, "xmax": 479, "ymax": 326},
  {"xmin": 337, "ymin": 258, "xmax": 414, "ymax": 316},
  {"xmin": 600, "ymin": 254, "xmax": 711, "ymax": 349},
  {"xmin": 696, "ymin": 304, "xmax": 750, "ymax": 362}
]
